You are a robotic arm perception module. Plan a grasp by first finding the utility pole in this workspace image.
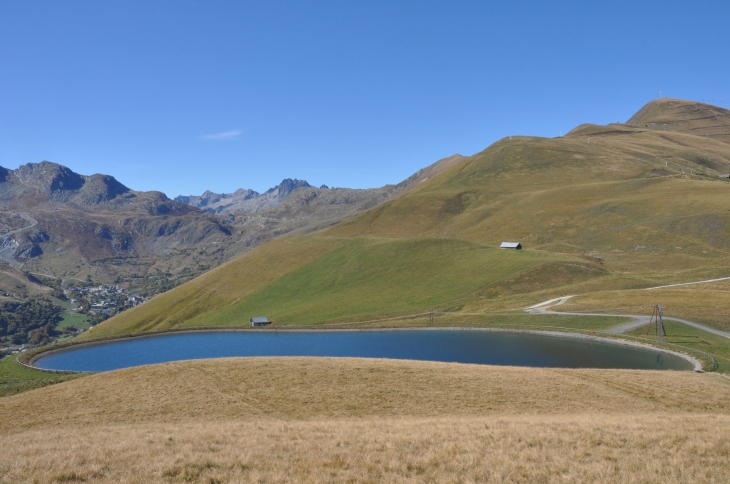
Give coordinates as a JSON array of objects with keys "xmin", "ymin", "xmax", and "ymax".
[
  {"xmin": 646, "ymin": 304, "xmax": 666, "ymax": 342},
  {"xmin": 657, "ymin": 305, "xmax": 665, "ymax": 342},
  {"xmin": 429, "ymin": 309, "xmax": 434, "ymax": 326}
]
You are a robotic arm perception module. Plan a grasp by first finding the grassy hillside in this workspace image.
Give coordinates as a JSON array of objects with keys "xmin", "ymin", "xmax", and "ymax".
[
  {"xmin": 85, "ymin": 237, "xmax": 343, "ymax": 337},
  {"xmin": 1, "ymin": 358, "xmax": 729, "ymax": 482},
  {"xmin": 86, "ymin": 99, "xmax": 730, "ymax": 339},
  {"xmin": 102, "ymin": 239, "xmax": 563, "ymax": 334},
  {"xmin": 0, "ymin": 354, "xmax": 79, "ymax": 397}
]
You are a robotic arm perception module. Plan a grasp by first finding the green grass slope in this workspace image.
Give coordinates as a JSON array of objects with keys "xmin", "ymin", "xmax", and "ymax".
[
  {"xmin": 86, "ymin": 99, "xmax": 730, "ymax": 338},
  {"xmin": 84, "ymin": 237, "xmax": 343, "ymax": 338},
  {"xmin": 0, "ymin": 354, "xmax": 80, "ymax": 397},
  {"xmin": 180, "ymin": 238, "xmax": 562, "ymax": 326}
]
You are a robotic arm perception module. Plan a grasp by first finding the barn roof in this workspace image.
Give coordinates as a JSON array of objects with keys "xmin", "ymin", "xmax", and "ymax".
[
  {"xmin": 500, "ymin": 242, "xmax": 521, "ymax": 248},
  {"xmin": 250, "ymin": 316, "xmax": 270, "ymax": 323}
]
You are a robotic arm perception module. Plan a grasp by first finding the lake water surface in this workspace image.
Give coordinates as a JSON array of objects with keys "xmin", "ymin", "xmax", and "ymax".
[{"xmin": 34, "ymin": 329, "xmax": 694, "ymax": 372}]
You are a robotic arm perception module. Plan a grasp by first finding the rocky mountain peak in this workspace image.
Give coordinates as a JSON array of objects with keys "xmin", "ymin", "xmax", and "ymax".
[
  {"xmin": 13, "ymin": 161, "xmax": 85, "ymax": 194},
  {"xmin": 232, "ymin": 188, "xmax": 257, "ymax": 198},
  {"xmin": 201, "ymin": 190, "xmax": 219, "ymax": 199},
  {"xmin": 0, "ymin": 161, "xmax": 131, "ymax": 205},
  {"xmin": 266, "ymin": 178, "xmax": 311, "ymax": 198}
]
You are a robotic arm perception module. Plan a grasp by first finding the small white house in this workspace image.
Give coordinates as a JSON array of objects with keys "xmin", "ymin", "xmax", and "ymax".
[
  {"xmin": 500, "ymin": 242, "xmax": 522, "ymax": 250},
  {"xmin": 250, "ymin": 316, "xmax": 272, "ymax": 327}
]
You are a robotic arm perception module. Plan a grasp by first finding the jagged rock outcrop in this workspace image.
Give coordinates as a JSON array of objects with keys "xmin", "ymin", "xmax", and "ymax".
[{"xmin": 175, "ymin": 179, "xmax": 311, "ymax": 214}]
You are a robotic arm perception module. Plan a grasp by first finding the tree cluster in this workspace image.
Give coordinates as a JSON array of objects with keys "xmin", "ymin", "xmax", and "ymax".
[{"xmin": 0, "ymin": 299, "xmax": 63, "ymax": 346}]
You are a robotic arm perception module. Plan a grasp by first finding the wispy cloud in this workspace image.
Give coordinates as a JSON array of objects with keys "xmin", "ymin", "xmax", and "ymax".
[{"xmin": 202, "ymin": 129, "xmax": 242, "ymax": 140}]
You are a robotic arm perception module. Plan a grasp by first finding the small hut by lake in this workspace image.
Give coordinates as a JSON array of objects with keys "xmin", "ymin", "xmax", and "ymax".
[{"xmin": 250, "ymin": 316, "xmax": 272, "ymax": 327}]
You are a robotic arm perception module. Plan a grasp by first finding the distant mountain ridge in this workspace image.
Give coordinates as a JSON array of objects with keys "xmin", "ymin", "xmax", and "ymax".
[
  {"xmin": 0, "ymin": 161, "xmax": 133, "ymax": 205},
  {"xmin": 0, "ymin": 161, "xmax": 231, "ymax": 286},
  {"xmin": 174, "ymin": 153, "xmax": 466, "ymax": 216},
  {"xmin": 175, "ymin": 178, "xmax": 313, "ymax": 214},
  {"xmin": 0, "ymin": 156, "xmax": 458, "ymax": 294}
]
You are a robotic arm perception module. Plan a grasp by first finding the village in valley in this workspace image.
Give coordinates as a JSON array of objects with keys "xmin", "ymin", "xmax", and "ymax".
[
  {"xmin": 0, "ymin": 282, "xmax": 149, "ymax": 356},
  {"xmin": 67, "ymin": 284, "xmax": 148, "ymax": 321}
]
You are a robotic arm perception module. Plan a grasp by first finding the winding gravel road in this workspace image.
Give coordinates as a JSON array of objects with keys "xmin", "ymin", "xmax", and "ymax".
[
  {"xmin": 526, "ymin": 294, "xmax": 730, "ymax": 340},
  {"xmin": 0, "ymin": 212, "xmax": 38, "ymax": 237}
]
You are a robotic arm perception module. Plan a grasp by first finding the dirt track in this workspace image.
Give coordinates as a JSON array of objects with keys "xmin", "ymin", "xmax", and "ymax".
[{"xmin": 526, "ymin": 294, "xmax": 730, "ymax": 340}]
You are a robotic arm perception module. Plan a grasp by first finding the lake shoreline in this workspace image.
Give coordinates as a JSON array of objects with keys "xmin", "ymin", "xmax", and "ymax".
[{"xmin": 30, "ymin": 326, "xmax": 703, "ymax": 372}]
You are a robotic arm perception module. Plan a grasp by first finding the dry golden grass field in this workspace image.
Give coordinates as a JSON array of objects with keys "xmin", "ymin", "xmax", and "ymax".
[{"xmin": 2, "ymin": 357, "xmax": 730, "ymax": 483}]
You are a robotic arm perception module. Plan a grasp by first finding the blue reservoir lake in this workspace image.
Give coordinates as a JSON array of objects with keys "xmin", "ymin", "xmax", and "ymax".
[{"xmin": 34, "ymin": 329, "xmax": 694, "ymax": 372}]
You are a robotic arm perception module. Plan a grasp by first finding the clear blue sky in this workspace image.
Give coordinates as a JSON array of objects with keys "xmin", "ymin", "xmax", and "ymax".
[{"xmin": 1, "ymin": 1, "xmax": 729, "ymax": 197}]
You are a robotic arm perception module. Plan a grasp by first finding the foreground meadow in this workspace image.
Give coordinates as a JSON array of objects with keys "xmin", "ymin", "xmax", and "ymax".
[{"xmin": 1, "ymin": 357, "xmax": 729, "ymax": 483}]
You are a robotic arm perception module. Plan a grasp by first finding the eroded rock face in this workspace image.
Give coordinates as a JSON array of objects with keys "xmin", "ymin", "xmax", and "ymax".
[
  {"xmin": 14, "ymin": 243, "xmax": 42, "ymax": 259},
  {"xmin": 28, "ymin": 231, "xmax": 49, "ymax": 244},
  {"xmin": 1, "ymin": 231, "xmax": 51, "ymax": 260}
]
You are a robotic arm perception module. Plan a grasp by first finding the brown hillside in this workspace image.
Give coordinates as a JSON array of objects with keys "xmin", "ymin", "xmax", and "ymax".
[
  {"xmin": 1, "ymin": 358, "xmax": 730, "ymax": 483},
  {"xmin": 627, "ymin": 98, "xmax": 730, "ymax": 144}
]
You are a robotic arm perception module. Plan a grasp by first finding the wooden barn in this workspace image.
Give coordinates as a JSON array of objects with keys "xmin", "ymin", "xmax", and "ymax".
[{"xmin": 500, "ymin": 242, "xmax": 522, "ymax": 250}]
